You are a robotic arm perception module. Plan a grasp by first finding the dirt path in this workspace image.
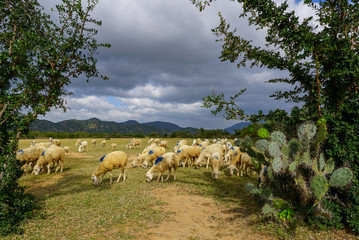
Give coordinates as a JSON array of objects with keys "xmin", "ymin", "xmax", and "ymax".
[{"xmin": 143, "ymin": 185, "xmax": 276, "ymax": 240}]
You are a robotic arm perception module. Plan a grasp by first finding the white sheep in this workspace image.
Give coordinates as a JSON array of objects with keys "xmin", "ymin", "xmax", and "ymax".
[
  {"xmin": 174, "ymin": 139, "xmax": 187, "ymax": 152},
  {"xmin": 210, "ymin": 152, "xmax": 223, "ymax": 180},
  {"xmin": 145, "ymin": 152, "xmax": 179, "ymax": 182},
  {"xmin": 227, "ymin": 149, "xmax": 242, "ymax": 177},
  {"xmin": 142, "ymin": 143, "xmax": 158, "ymax": 154},
  {"xmin": 78, "ymin": 141, "xmax": 88, "ymax": 153},
  {"xmin": 100, "ymin": 140, "xmax": 106, "ymax": 147},
  {"xmin": 194, "ymin": 143, "xmax": 225, "ymax": 169},
  {"xmin": 33, "ymin": 145, "xmax": 65, "ymax": 175},
  {"xmin": 131, "ymin": 152, "xmax": 147, "ymax": 168},
  {"xmin": 240, "ymin": 152, "xmax": 255, "ymax": 177},
  {"xmin": 176, "ymin": 145, "xmax": 201, "ymax": 168},
  {"xmin": 111, "ymin": 143, "xmax": 117, "ymax": 150},
  {"xmin": 142, "ymin": 146, "xmax": 166, "ymax": 168},
  {"xmin": 91, "ymin": 139, "xmax": 97, "ymax": 147},
  {"xmin": 34, "ymin": 142, "xmax": 53, "ymax": 148},
  {"xmin": 16, "ymin": 146, "xmax": 48, "ymax": 173},
  {"xmin": 50, "ymin": 138, "xmax": 61, "ymax": 146},
  {"xmin": 224, "ymin": 146, "xmax": 240, "ymax": 165},
  {"xmin": 158, "ymin": 140, "xmax": 169, "ymax": 149},
  {"xmin": 63, "ymin": 146, "xmax": 70, "ymax": 154},
  {"xmin": 91, "ymin": 151, "xmax": 128, "ymax": 186},
  {"xmin": 126, "ymin": 138, "xmax": 142, "ymax": 149},
  {"xmin": 198, "ymin": 140, "xmax": 210, "ymax": 149},
  {"xmin": 75, "ymin": 139, "xmax": 82, "ymax": 146}
]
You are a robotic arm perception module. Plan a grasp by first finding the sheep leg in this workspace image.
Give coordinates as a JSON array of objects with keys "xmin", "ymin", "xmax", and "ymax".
[
  {"xmin": 47, "ymin": 163, "xmax": 51, "ymax": 175},
  {"xmin": 165, "ymin": 168, "xmax": 171, "ymax": 181},
  {"xmin": 206, "ymin": 157, "xmax": 210, "ymax": 169},
  {"xmin": 109, "ymin": 171, "xmax": 113, "ymax": 184},
  {"xmin": 173, "ymin": 168, "xmax": 176, "ymax": 181},
  {"xmin": 99, "ymin": 173, "xmax": 105, "ymax": 184},
  {"xmin": 157, "ymin": 173, "xmax": 162, "ymax": 182}
]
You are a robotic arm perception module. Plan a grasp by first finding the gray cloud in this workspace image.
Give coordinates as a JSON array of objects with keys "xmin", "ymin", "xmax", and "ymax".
[{"xmin": 38, "ymin": 0, "xmax": 313, "ymax": 129}]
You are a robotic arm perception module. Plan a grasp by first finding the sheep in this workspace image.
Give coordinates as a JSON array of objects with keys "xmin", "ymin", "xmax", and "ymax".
[
  {"xmin": 194, "ymin": 143, "xmax": 225, "ymax": 169},
  {"xmin": 34, "ymin": 142, "xmax": 53, "ymax": 148},
  {"xmin": 158, "ymin": 140, "xmax": 169, "ymax": 149},
  {"xmin": 111, "ymin": 143, "xmax": 117, "ymax": 150},
  {"xmin": 75, "ymin": 139, "xmax": 82, "ymax": 146},
  {"xmin": 198, "ymin": 140, "xmax": 210, "ymax": 149},
  {"xmin": 33, "ymin": 145, "xmax": 65, "ymax": 175},
  {"xmin": 126, "ymin": 138, "xmax": 142, "ymax": 149},
  {"xmin": 240, "ymin": 152, "xmax": 256, "ymax": 177},
  {"xmin": 176, "ymin": 145, "xmax": 201, "ymax": 168},
  {"xmin": 131, "ymin": 153, "xmax": 147, "ymax": 167},
  {"xmin": 91, "ymin": 151, "xmax": 127, "ymax": 186},
  {"xmin": 100, "ymin": 140, "xmax": 106, "ymax": 147},
  {"xmin": 145, "ymin": 152, "xmax": 179, "ymax": 182},
  {"xmin": 210, "ymin": 152, "xmax": 223, "ymax": 180},
  {"xmin": 148, "ymin": 138, "xmax": 160, "ymax": 144},
  {"xmin": 50, "ymin": 138, "xmax": 61, "ymax": 146},
  {"xmin": 63, "ymin": 146, "xmax": 70, "ymax": 154},
  {"xmin": 227, "ymin": 149, "xmax": 242, "ymax": 177},
  {"xmin": 142, "ymin": 146, "xmax": 166, "ymax": 168},
  {"xmin": 224, "ymin": 146, "xmax": 240, "ymax": 165},
  {"xmin": 78, "ymin": 141, "xmax": 88, "ymax": 153},
  {"xmin": 142, "ymin": 143, "xmax": 158, "ymax": 154},
  {"xmin": 16, "ymin": 146, "xmax": 48, "ymax": 173},
  {"xmin": 91, "ymin": 139, "xmax": 97, "ymax": 147},
  {"xmin": 174, "ymin": 139, "xmax": 187, "ymax": 152}
]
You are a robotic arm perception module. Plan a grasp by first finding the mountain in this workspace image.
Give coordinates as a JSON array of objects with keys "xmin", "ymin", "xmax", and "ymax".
[
  {"xmin": 225, "ymin": 122, "xmax": 251, "ymax": 134},
  {"xmin": 30, "ymin": 118, "xmax": 198, "ymax": 135}
]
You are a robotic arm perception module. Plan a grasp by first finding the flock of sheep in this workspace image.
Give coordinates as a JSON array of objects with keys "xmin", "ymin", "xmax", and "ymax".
[{"xmin": 16, "ymin": 137, "xmax": 259, "ymax": 186}]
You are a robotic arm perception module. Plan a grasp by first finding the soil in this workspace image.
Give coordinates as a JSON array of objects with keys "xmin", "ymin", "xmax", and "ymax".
[{"xmin": 142, "ymin": 185, "xmax": 276, "ymax": 240}]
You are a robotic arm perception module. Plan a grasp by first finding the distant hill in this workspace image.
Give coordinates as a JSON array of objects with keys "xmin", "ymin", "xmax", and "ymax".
[
  {"xmin": 225, "ymin": 122, "xmax": 251, "ymax": 134},
  {"xmin": 30, "ymin": 118, "xmax": 198, "ymax": 135}
]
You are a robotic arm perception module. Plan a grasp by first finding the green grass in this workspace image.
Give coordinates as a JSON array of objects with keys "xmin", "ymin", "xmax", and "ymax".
[{"xmin": 5, "ymin": 138, "xmax": 357, "ymax": 239}]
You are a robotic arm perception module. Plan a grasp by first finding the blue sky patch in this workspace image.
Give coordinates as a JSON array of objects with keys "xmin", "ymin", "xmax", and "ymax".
[{"xmin": 108, "ymin": 96, "xmax": 127, "ymax": 107}]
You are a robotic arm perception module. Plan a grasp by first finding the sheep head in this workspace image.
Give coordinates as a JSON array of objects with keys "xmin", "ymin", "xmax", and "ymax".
[
  {"xmin": 145, "ymin": 171, "xmax": 153, "ymax": 182},
  {"xmin": 227, "ymin": 165, "xmax": 239, "ymax": 176},
  {"xmin": 212, "ymin": 171, "xmax": 220, "ymax": 180},
  {"xmin": 91, "ymin": 174, "xmax": 100, "ymax": 186}
]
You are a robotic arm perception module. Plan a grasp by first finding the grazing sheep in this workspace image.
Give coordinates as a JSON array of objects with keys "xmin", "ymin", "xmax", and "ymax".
[
  {"xmin": 142, "ymin": 143, "xmax": 158, "ymax": 154},
  {"xmin": 50, "ymin": 138, "xmax": 61, "ymax": 146},
  {"xmin": 91, "ymin": 151, "xmax": 128, "ymax": 186},
  {"xmin": 227, "ymin": 149, "xmax": 242, "ymax": 177},
  {"xmin": 16, "ymin": 146, "xmax": 48, "ymax": 173},
  {"xmin": 148, "ymin": 138, "xmax": 160, "ymax": 144},
  {"xmin": 75, "ymin": 139, "xmax": 82, "ymax": 146},
  {"xmin": 33, "ymin": 145, "xmax": 65, "ymax": 175},
  {"xmin": 126, "ymin": 138, "xmax": 142, "ymax": 149},
  {"xmin": 100, "ymin": 140, "xmax": 106, "ymax": 147},
  {"xmin": 146, "ymin": 152, "xmax": 179, "ymax": 182},
  {"xmin": 131, "ymin": 153, "xmax": 147, "ymax": 167},
  {"xmin": 34, "ymin": 142, "xmax": 53, "ymax": 148},
  {"xmin": 224, "ymin": 146, "xmax": 240, "ymax": 165},
  {"xmin": 142, "ymin": 146, "xmax": 166, "ymax": 168},
  {"xmin": 240, "ymin": 152, "xmax": 255, "ymax": 177},
  {"xmin": 198, "ymin": 140, "xmax": 210, "ymax": 149},
  {"xmin": 194, "ymin": 143, "xmax": 225, "ymax": 168},
  {"xmin": 111, "ymin": 143, "xmax": 117, "ymax": 150},
  {"xmin": 91, "ymin": 139, "xmax": 97, "ymax": 147},
  {"xmin": 158, "ymin": 140, "xmax": 169, "ymax": 149},
  {"xmin": 177, "ymin": 145, "xmax": 201, "ymax": 168},
  {"xmin": 210, "ymin": 152, "xmax": 223, "ymax": 180},
  {"xmin": 78, "ymin": 141, "xmax": 88, "ymax": 153},
  {"xmin": 174, "ymin": 139, "xmax": 187, "ymax": 152},
  {"xmin": 63, "ymin": 146, "xmax": 70, "ymax": 154}
]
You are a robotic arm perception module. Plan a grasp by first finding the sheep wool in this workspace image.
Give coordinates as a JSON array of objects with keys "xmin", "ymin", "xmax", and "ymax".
[
  {"xmin": 146, "ymin": 152, "xmax": 179, "ymax": 183},
  {"xmin": 16, "ymin": 146, "xmax": 47, "ymax": 173},
  {"xmin": 92, "ymin": 151, "xmax": 127, "ymax": 186},
  {"xmin": 33, "ymin": 145, "xmax": 65, "ymax": 175}
]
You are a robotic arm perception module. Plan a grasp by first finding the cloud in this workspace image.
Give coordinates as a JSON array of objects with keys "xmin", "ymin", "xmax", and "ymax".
[{"xmin": 38, "ymin": 0, "xmax": 312, "ymax": 130}]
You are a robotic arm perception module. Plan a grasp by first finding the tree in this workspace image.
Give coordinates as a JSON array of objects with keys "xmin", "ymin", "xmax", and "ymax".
[
  {"xmin": 0, "ymin": 0, "xmax": 109, "ymax": 235},
  {"xmin": 192, "ymin": 0, "xmax": 359, "ymax": 232}
]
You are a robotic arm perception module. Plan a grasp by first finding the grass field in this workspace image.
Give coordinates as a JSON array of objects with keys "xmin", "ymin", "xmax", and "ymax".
[{"xmin": 5, "ymin": 138, "xmax": 358, "ymax": 239}]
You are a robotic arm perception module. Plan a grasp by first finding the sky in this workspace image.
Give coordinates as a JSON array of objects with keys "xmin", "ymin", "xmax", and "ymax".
[{"xmin": 39, "ymin": 0, "xmax": 317, "ymax": 129}]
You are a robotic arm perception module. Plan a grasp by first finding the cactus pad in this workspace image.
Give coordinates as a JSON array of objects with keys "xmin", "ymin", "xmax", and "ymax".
[
  {"xmin": 259, "ymin": 188, "xmax": 273, "ymax": 201},
  {"xmin": 270, "ymin": 131, "xmax": 287, "ymax": 147},
  {"xmin": 310, "ymin": 175, "xmax": 328, "ymax": 200},
  {"xmin": 255, "ymin": 139, "xmax": 269, "ymax": 152},
  {"xmin": 247, "ymin": 148, "xmax": 257, "ymax": 158},
  {"xmin": 242, "ymin": 136, "xmax": 254, "ymax": 148},
  {"xmin": 329, "ymin": 167, "xmax": 353, "ymax": 187},
  {"xmin": 262, "ymin": 204, "xmax": 275, "ymax": 216},
  {"xmin": 269, "ymin": 142, "xmax": 282, "ymax": 158},
  {"xmin": 289, "ymin": 161, "xmax": 297, "ymax": 173},
  {"xmin": 234, "ymin": 138, "xmax": 242, "ymax": 147},
  {"xmin": 272, "ymin": 157, "xmax": 283, "ymax": 173},
  {"xmin": 281, "ymin": 145, "xmax": 290, "ymax": 158},
  {"xmin": 319, "ymin": 153, "xmax": 325, "ymax": 172},
  {"xmin": 298, "ymin": 121, "xmax": 317, "ymax": 142},
  {"xmin": 273, "ymin": 198, "xmax": 290, "ymax": 211},
  {"xmin": 288, "ymin": 139, "xmax": 301, "ymax": 157},
  {"xmin": 258, "ymin": 128, "xmax": 270, "ymax": 138},
  {"xmin": 323, "ymin": 158, "xmax": 335, "ymax": 174},
  {"xmin": 246, "ymin": 183, "xmax": 259, "ymax": 194}
]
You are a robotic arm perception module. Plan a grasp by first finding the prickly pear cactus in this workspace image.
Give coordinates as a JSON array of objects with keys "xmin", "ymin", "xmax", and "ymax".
[
  {"xmin": 310, "ymin": 175, "xmax": 329, "ymax": 200},
  {"xmin": 272, "ymin": 157, "xmax": 283, "ymax": 173},
  {"xmin": 319, "ymin": 153, "xmax": 326, "ymax": 172},
  {"xmin": 323, "ymin": 158, "xmax": 335, "ymax": 175},
  {"xmin": 329, "ymin": 167, "xmax": 353, "ymax": 187},
  {"xmin": 289, "ymin": 161, "xmax": 297, "ymax": 173},
  {"xmin": 298, "ymin": 121, "xmax": 317, "ymax": 142},
  {"xmin": 262, "ymin": 204, "xmax": 275, "ymax": 216},
  {"xmin": 270, "ymin": 131, "xmax": 287, "ymax": 147},
  {"xmin": 256, "ymin": 139, "xmax": 269, "ymax": 152},
  {"xmin": 246, "ymin": 183, "xmax": 259, "ymax": 194},
  {"xmin": 269, "ymin": 142, "xmax": 282, "ymax": 158},
  {"xmin": 258, "ymin": 128, "xmax": 270, "ymax": 139}
]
